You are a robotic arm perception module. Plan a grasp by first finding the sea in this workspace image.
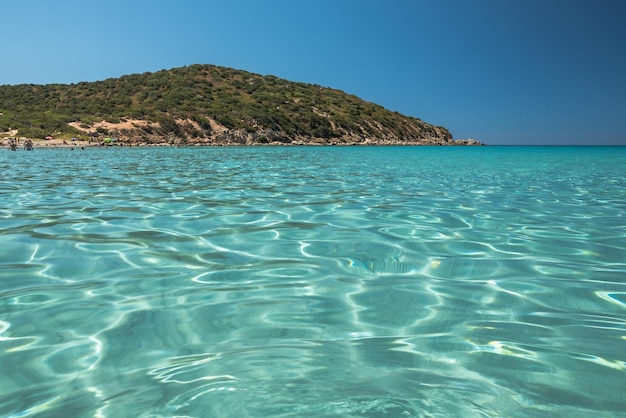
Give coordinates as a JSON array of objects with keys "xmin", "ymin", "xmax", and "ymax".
[{"xmin": 0, "ymin": 145, "xmax": 625, "ymax": 417}]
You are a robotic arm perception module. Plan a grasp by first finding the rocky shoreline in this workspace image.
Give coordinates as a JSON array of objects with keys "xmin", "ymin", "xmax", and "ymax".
[
  {"xmin": 3, "ymin": 124, "xmax": 483, "ymax": 148},
  {"xmin": 3, "ymin": 136, "xmax": 484, "ymax": 149}
]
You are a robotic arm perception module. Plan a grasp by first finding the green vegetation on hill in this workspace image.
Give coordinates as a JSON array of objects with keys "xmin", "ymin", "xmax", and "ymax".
[{"xmin": 0, "ymin": 64, "xmax": 463, "ymax": 145}]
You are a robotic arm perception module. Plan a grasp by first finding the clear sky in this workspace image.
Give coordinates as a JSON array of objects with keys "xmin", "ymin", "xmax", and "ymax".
[{"xmin": 1, "ymin": 0, "xmax": 624, "ymax": 145}]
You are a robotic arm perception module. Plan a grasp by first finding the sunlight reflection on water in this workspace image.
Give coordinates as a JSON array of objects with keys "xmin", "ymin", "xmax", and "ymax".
[{"xmin": 1, "ymin": 146, "xmax": 625, "ymax": 417}]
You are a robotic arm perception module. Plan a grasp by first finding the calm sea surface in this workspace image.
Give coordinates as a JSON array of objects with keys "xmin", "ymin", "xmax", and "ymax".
[{"xmin": 1, "ymin": 146, "xmax": 625, "ymax": 417}]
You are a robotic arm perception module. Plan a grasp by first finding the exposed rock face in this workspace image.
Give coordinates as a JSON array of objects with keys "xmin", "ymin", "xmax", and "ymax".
[
  {"xmin": 71, "ymin": 118, "xmax": 482, "ymax": 146},
  {"xmin": 451, "ymin": 138, "xmax": 484, "ymax": 146}
]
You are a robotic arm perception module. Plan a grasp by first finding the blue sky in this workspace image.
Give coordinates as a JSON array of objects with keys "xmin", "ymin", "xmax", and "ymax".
[{"xmin": 1, "ymin": 0, "xmax": 624, "ymax": 145}]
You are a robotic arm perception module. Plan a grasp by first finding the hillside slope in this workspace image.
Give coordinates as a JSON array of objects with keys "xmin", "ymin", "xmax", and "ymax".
[{"xmin": 0, "ymin": 64, "xmax": 480, "ymax": 146}]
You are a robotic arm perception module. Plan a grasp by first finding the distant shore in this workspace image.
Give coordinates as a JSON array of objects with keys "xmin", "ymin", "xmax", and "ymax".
[{"xmin": 3, "ymin": 136, "xmax": 484, "ymax": 149}]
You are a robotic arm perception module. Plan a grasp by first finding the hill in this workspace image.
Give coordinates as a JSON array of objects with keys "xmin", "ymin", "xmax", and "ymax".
[{"xmin": 0, "ymin": 64, "xmax": 481, "ymax": 146}]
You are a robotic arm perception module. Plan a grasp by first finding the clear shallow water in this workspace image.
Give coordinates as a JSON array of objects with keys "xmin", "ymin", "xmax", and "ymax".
[{"xmin": 1, "ymin": 146, "xmax": 625, "ymax": 417}]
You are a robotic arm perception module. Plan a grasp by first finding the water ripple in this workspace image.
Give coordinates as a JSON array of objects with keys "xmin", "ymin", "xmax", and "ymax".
[{"xmin": 1, "ymin": 147, "xmax": 625, "ymax": 417}]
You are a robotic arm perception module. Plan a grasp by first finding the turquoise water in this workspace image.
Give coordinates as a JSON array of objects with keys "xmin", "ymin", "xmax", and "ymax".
[{"xmin": 1, "ymin": 146, "xmax": 625, "ymax": 417}]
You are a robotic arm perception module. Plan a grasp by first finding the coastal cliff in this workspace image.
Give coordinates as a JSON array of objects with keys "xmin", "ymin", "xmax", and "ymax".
[{"xmin": 0, "ymin": 64, "xmax": 482, "ymax": 146}]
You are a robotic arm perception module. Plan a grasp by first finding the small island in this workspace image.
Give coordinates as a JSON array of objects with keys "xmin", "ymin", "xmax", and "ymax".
[{"xmin": 0, "ymin": 64, "xmax": 482, "ymax": 147}]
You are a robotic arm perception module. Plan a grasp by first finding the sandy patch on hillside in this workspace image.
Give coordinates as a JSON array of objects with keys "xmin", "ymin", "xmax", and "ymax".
[
  {"xmin": 69, "ymin": 117, "xmax": 227, "ymax": 135},
  {"xmin": 68, "ymin": 119, "xmax": 156, "ymax": 132}
]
